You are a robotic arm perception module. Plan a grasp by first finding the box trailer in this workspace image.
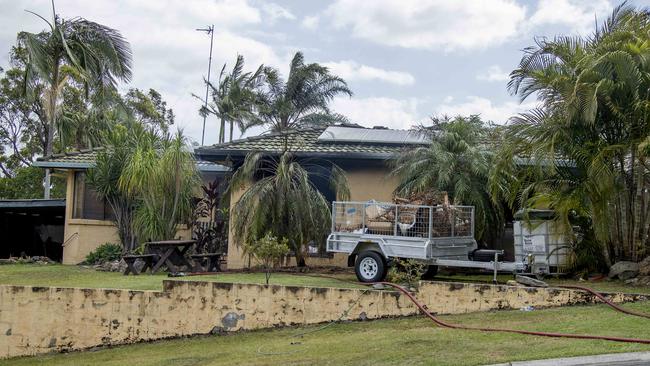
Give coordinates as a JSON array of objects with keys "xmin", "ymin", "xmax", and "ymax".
[{"xmin": 326, "ymin": 201, "xmax": 549, "ymax": 282}]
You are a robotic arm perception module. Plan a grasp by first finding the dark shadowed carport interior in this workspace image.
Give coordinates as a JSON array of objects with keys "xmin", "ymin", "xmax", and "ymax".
[{"xmin": 0, "ymin": 199, "xmax": 65, "ymax": 261}]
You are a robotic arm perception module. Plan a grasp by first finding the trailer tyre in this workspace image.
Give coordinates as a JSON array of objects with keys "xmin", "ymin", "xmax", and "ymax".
[
  {"xmin": 355, "ymin": 251, "xmax": 386, "ymax": 283},
  {"xmin": 421, "ymin": 265, "xmax": 438, "ymax": 280}
]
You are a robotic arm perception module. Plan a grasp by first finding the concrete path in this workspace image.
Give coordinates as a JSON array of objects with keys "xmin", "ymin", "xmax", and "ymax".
[{"xmin": 486, "ymin": 351, "xmax": 650, "ymax": 366}]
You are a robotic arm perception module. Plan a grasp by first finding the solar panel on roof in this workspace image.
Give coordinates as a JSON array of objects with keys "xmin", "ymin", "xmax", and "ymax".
[{"xmin": 317, "ymin": 126, "xmax": 428, "ymax": 145}]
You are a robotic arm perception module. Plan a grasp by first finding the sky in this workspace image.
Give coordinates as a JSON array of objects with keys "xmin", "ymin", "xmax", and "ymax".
[{"xmin": 1, "ymin": 0, "xmax": 648, "ymax": 146}]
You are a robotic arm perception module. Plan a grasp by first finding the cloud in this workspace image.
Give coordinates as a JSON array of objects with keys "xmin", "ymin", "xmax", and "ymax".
[
  {"xmin": 301, "ymin": 15, "xmax": 320, "ymax": 30},
  {"xmin": 260, "ymin": 3, "xmax": 296, "ymax": 24},
  {"xmin": 434, "ymin": 96, "xmax": 538, "ymax": 124},
  {"xmin": 331, "ymin": 97, "xmax": 423, "ymax": 129},
  {"xmin": 528, "ymin": 0, "xmax": 613, "ymax": 35},
  {"xmin": 324, "ymin": 0, "xmax": 526, "ymax": 51},
  {"xmin": 323, "ymin": 60, "xmax": 415, "ymax": 86},
  {"xmin": 477, "ymin": 65, "xmax": 510, "ymax": 82}
]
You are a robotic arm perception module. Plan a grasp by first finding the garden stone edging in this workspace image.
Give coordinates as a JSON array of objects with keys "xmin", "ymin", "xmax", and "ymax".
[{"xmin": 0, "ymin": 280, "xmax": 645, "ymax": 359}]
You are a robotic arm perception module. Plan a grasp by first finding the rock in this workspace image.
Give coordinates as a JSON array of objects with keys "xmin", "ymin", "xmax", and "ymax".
[
  {"xmin": 625, "ymin": 278, "xmax": 639, "ymax": 285},
  {"xmin": 639, "ymin": 257, "xmax": 650, "ymax": 276},
  {"xmin": 638, "ymin": 276, "xmax": 650, "ymax": 286},
  {"xmin": 609, "ymin": 261, "xmax": 639, "ymax": 280},
  {"xmin": 515, "ymin": 275, "xmax": 548, "ymax": 288},
  {"xmin": 506, "ymin": 280, "xmax": 523, "ymax": 287},
  {"xmin": 94, "ymin": 260, "xmax": 128, "ymax": 272}
]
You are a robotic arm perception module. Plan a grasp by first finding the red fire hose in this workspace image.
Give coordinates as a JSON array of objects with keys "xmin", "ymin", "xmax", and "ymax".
[
  {"xmin": 378, "ymin": 281, "xmax": 650, "ymax": 345},
  {"xmin": 556, "ymin": 284, "xmax": 650, "ymax": 320}
]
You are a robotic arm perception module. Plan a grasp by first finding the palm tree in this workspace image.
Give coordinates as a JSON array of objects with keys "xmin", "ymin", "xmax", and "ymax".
[
  {"xmin": 18, "ymin": 2, "xmax": 132, "ymax": 198},
  {"xmin": 392, "ymin": 115, "xmax": 504, "ymax": 244},
  {"xmin": 490, "ymin": 3, "xmax": 650, "ymax": 263},
  {"xmin": 200, "ymin": 55, "xmax": 263, "ymax": 144},
  {"xmin": 86, "ymin": 125, "xmax": 140, "ymax": 252},
  {"xmin": 226, "ymin": 51, "xmax": 353, "ymax": 266},
  {"xmin": 229, "ymin": 151, "xmax": 349, "ymax": 266},
  {"xmin": 247, "ymin": 51, "xmax": 352, "ymax": 134},
  {"xmin": 119, "ymin": 129, "xmax": 199, "ymax": 242}
]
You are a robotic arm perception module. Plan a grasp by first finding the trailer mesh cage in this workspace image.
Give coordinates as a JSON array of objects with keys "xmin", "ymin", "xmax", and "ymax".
[{"xmin": 331, "ymin": 201, "xmax": 474, "ymax": 239}]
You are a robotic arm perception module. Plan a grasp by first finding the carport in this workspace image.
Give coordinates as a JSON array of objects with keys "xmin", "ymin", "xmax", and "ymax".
[{"xmin": 0, "ymin": 199, "xmax": 65, "ymax": 261}]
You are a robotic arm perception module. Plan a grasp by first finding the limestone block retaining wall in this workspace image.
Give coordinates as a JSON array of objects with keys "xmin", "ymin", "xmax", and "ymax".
[{"xmin": 0, "ymin": 280, "xmax": 644, "ymax": 359}]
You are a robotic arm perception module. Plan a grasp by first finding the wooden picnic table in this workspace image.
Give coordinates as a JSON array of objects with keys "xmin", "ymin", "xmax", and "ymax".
[{"xmin": 145, "ymin": 240, "xmax": 196, "ymax": 274}]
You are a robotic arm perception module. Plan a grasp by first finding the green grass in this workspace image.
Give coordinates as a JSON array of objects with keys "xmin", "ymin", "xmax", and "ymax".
[
  {"xmin": 434, "ymin": 273, "xmax": 650, "ymax": 295},
  {"xmin": 0, "ymin": 264, "xmax": 364, "ymax": 291},
  {"xmin": 6, "ymin": 301, "xmax": 650, "ymax": 366},
  {"xmin": 0, "ymin": 265, "xmax": 646, "ymax": 295}
]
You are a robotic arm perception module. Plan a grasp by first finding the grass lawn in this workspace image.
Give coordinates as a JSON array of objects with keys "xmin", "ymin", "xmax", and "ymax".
[
  {"xmin": 0, "ymin": 264, "xmax": 648, "ymax": 295},
  {"xmin": 434, "ymin": 273, "xmax": 650, "ymax": 295},
  {"xmin": 6, "ymin": 301, "xmax": 650, "ymax": 366},
  {"xmin": 0, "ymin": 264, "xmax": 364, "ymax": 290}
]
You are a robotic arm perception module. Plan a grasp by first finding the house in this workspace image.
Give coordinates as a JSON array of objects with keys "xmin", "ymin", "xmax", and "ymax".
[
  {"xmin": 30, "ymin": 125, "xmax": 427, "ymax": 267},
  {"xmin": 195, "ymin": 125, "xmax": 428, "ymax": 269},
  {"xmin": 32, "ymin": 148, "xmax": 229, "ymax": 264}
]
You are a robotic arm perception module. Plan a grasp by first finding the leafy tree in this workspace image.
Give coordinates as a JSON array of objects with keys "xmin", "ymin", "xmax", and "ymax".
[
  {"xmin": 489, "ymin": 3, "xmax": 650, "ymax": 263},
  {"xmin": 19, "ymin": 3, "xmax": 132, "ymax": 198},
  {"xmin": 0, "ymin": 50, "xmax": 47, "ymax": 177},
  {"xmin": 124, "ymin": 88, "xmax": 175, "ymax": 134},
  {"xmin": 0, "ymin": 165, "xmax": 64, "ymax": 199},
  {"xmin": 229, "ymin": 151, "xmax": 349, "ymax": 266},
  {"xmin": 392, "ymin": 115, "xmax": 504, "ymax": 244},
  {"xmin": 250, "ymin": 233, "xmax": 290, "ymax": 284},
  {"xmin": 247, "ymin": 52, "xmax": 352, "ymax": 134},
  {"xmin": 200, "ymin": 55, "xmax": 263, "ymax": 144}
]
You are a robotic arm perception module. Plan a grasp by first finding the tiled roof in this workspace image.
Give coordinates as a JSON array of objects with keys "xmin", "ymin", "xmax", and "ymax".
[
  {"xmin": 196, "ymin": 127, "xmax": 421, "ymax": 160},
  {"xmin": 33, "ymin": 147, "xmax": 228, "ymax": 172},
  {"xmin": 33, "ymin": 148, "xmax": 104, "ymax": 168}
]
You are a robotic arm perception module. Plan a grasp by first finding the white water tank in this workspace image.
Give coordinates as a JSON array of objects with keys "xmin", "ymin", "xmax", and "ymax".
[{"xmin": 513, "ymin": 210, "xmax": 569, "ymax": 272}]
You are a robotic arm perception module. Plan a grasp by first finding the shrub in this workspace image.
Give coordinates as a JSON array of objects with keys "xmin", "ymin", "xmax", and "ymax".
[
  {"xmin": 250, "ymin": 233, "xmax": 290, "ymax": 284},
  {"xmin": 387, "ymin": 258, "xmax": 426, "ymax": 287},
  {"xmin": 84, "ymin": 243, "xmax": 123, "ymax": 264}
]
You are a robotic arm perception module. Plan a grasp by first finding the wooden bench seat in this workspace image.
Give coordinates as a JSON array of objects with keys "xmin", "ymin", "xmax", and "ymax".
[
  {"xmin": 122, "ymin": 254, "xmax": 158, "ymax": 275},
  {"xmin": 190, "ymin": 252, "xmax": 223, "ymax": 272}
]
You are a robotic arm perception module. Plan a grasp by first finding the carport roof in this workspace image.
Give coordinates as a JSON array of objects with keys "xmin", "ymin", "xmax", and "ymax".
[{"xmin": 0, "ymin": 199, "xmax": 66, "ymax": 209}]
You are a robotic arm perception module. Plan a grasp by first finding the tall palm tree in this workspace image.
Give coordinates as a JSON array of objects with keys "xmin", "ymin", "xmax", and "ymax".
[
  {"xmin": 19, "ymin": 2, "xmax": 132, "ymax": 198},
  {"xmin": 247, "ymin": 51, "xmax": 352, "ymax": 134},
  {"xmin": 490, "ymin": 3, "xmax": 650, "ymax": 263},
  {"xmin": 392, "ymin": 115, "xmax": 504, "ymax": 244},
  {"xmin": 201, "ymin": 55, "xmax": 263, "ymax": 144}
]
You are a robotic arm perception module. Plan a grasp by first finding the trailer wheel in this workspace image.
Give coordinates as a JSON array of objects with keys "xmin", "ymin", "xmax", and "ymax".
[
  {"xmin": 421, "ymin": 265, "xmax": 438, "ymax": 280},
  {"xmin": 355, "ymin": 251, "xmax": 386, "ymax": 283}
]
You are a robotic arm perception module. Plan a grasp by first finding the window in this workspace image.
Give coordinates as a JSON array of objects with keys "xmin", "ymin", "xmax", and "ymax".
[{"xmin": 72, "ymin": 172, "xmax": 114, "ymax": 220}]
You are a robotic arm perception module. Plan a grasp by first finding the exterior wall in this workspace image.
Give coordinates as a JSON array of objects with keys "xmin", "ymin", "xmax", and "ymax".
[
  {"xmin": 61, "ymin": 171, "xmax": 191, "ymax": 264},
  {"xmin": 226, "ymin": 164, "xmax": 398, "ymax": 269},
  {"xmin": 0, "ymin": 280, "xmax": 643, "ymax": 358},
  {"xmin": 62, "ymin": 170, "xmax": 121, "ymax": 264},
  {"xmin": 344, "ymin": 165, "xmax": 399, "ymax": 202}
]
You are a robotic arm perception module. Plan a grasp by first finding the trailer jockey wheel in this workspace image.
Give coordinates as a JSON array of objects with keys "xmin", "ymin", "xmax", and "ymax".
[
  {"xmin": 355, "ymin": 251, "xmax": 386, "ymax": 282},
  {"xmin": 421, "ymin": 265, "xmax": 438, "ymax": 280}
]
